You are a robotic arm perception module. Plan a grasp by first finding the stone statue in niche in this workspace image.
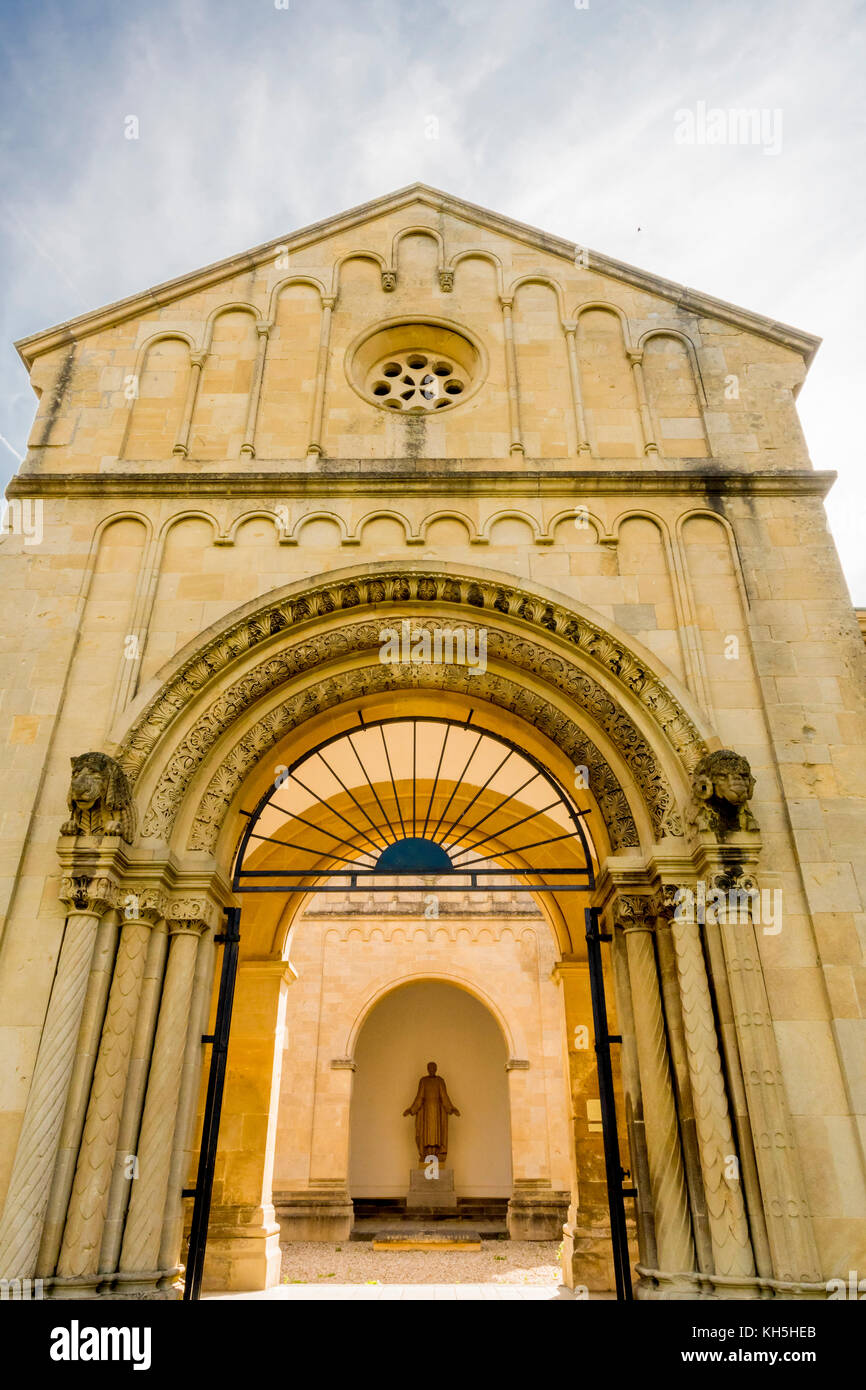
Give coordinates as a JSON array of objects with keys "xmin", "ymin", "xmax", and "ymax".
[
  {"xmin": 60, "ymin": 752, "xmax": 137, "ymax": 843},
  {"xmin": 403, "ymin": 1062, "xmax": 460, "ymax": 1163},
  {"xmin": 691, "ymin": 748, "xmax": 758, "ymax": 838}
]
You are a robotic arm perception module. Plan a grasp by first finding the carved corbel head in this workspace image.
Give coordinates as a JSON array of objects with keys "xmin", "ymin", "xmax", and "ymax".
[
  {"xmin": 60, "ymin": 752, "xmax": 137, "ymax": 844},
  {"xmin": 690, "ymin": 748, "xmax": 758, "ymax": 839}
]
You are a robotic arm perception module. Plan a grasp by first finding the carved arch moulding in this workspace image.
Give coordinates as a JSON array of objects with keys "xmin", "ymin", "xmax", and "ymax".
[{"xmin": 114, "ymin": 567, "xmax": 710, "ymax": 852}]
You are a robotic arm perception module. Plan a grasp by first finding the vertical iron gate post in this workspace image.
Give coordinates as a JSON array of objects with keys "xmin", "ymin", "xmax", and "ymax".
[
  {"xmin": 584, "ymin": 905, "xmax": 634, "ymax": 1301},
  {"xmin": 183, "ymin": 905, "xmax": 241, "ymax": 1302}
]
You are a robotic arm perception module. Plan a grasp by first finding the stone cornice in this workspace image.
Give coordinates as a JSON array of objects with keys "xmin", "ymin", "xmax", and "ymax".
[
  {"xmin": 14, "ymin": 183, "xmax": 820, "ymax": 369},
  {"xmin": 6, "ymin": 468, "xmax": 836, "ymax": 500}
]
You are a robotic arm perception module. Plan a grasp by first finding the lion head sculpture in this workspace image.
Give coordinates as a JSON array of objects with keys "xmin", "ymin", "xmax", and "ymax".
[
  {"xmin": 60, "ymin": 752, "xmax": 136, "ymax": 844},
  {"xmin": 691, "ymin": 748, "xmax": 758, "ymax": 838}
]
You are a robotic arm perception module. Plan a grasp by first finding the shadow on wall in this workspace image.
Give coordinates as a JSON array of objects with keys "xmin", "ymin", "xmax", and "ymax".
[{"xmin": 348, "ymin": 980, "xmax": 512, "ymax": 1199}]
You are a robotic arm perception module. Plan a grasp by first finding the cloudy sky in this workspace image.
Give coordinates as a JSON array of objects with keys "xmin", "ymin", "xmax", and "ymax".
[{"xmin": 1, "ymin": 0, "xmax": 863, "ymax": 597}]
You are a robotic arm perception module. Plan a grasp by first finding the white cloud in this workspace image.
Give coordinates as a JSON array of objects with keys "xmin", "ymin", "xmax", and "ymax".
[{"xmin": 1, "ymin": 0, "xmax": 863, "ymax": 597}]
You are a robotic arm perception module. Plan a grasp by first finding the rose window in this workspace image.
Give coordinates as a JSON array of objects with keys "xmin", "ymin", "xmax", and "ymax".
[
  {"xmin": 347, "ymin": 321, "xmax": 484, "ymax": 415},
  {"xmin": 366, "ymin": 352, "xmax": 468, "ymax": 413}
]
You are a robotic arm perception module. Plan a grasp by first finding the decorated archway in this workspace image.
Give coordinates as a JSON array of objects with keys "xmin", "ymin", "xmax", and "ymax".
[{"xmin": 1, "ymin": 562, "xmax": 824, "ymax": 1305}]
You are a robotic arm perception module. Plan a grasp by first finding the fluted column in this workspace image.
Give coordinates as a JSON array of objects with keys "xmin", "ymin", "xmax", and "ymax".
[
  {"xmin": 98, "ymin": 919, "xmax": 169, "ymax": 1276},
  {"xmin": 563, "ymin": 321, "xmax": 591, "ymax": 454},
  {"xmin": 240, "ymin": 321, "xmax": 272, "ymax": 458},
  {"xmin": 172, "ymin": 351, "xmax": 207, "ymax": 457},
  {"xmin": 306, "ymin": 296, "xmax": 334, "ymax": 458},
  {"xmin": 499, "ymin": 296, "xmax": 524, "ymax": 455},
  {"xmin": 0, "ymin": 873, "xmax": 118, "ymax": 1278},
  {"xmin": 627, "ymin": 350, "xmax": 658, "ymax": 456},
  {"xmin": 610, "ymin": 924, "xmax": 657, "ymax": 1268},
  {"xmin": 700, "ymin": 894, "xmax": 773, "ymax": 1278},
  {"xmin": 708, "ymin": 861, "xmax": 821, "ymax": 1283},
  {"xmin": 118, "ymin": 898, "xmax": 214, "ymax": 1286},
  {"xmin": 158, "ymin": 925, "xmax": 218, "ymax": 1281},
  {"xmin": 652, "ymin": 894, "xmax": 714, "ymax": 1275},
  {"xmin": 37, "ymin": 900, "xmax": 120, "ymax": 1278},
  {"xmin": 616, "ymin": 896, "xmax": 695, "ymax": 1276},
  {"xmin": 663, "ymin": 884, "xmax": 755, "ymax": 1285},
  {"xmin": 55, "ymin": 891, "xmax": 165, "ymax": 1286}
]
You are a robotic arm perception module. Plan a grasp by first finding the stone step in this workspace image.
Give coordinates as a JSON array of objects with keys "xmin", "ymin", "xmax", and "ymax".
[
  {"xmin": 371, "ymin": 1230, "xmax": 483, "ymax": 1251},
  {"xmin": 353, "ymin": 1198, "xmax": 509, "ymax": 1222}
]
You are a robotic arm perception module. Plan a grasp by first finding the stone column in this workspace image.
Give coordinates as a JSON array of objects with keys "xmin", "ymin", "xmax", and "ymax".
[
  {"xmin": 158, "ymin": 924, "xmax": 218, "ymax": 1283},
  {"xmin": 240, "ymin": 321, "xmax": 272, "ymax": 458},
  {"xmin": 117, "ymin": 899, "xmax": 213, "ymax": 1289},
  {"xmin": 37, "ymin": 900, "xmax": 120, "ymax": 1278},
  {"xmin": 499, "ymin": 296, "xmax": 524, "ymax": 455},
  {"xmin": 555, "ymin": 956, "xmax": 615, "ymax": 1292},
  {"xmin": 172, "ymin": 352, "xmax": 206, "ymax": 457},
  {"xmin": 627, "ymin": 350, "xmax": 659, "ymax": 456},
  {"xmin": 306, "ymin": 296, "xmax": 335, "ymax": 458},
  {"xmin": 98, "ymin": 919, "xmax": 169, "ymax": 1277},
  {"xmin": 663, "ymin": 883, "xmax": 756, "ymax": 1289},
  {"xmin": 54, "ymin": 890, "xmax": 165, "ymax": 1290},
  {"xmin": 615, "ymin": 896, "xmax": 695, "ymax": 1279},
  {"xmin": 609, "ymin": 927, "xmax": 658, "ymax": 1269},
  {"xmin": 203, "ymin": 960, "xmax": 293, "ymax": 1291},
  {"xmin": 703, "ymin": 852, "xmax": 822, "ymax": 1284},
  {"xmin": 505, "ymin": 1058, "xmax": 565, "ymax": 1240},
  {"xmin": 700, "ymin": 895, "xmax": 774, "ymax": 1279},
  {"xmin": 0, "ymin": 872, "xmax": 117, "ymax": 1279},
  {"xmin": 563, "ymin": 321, "xmax": 591, "ymax": 454},
  {"xmin": 652, "ymin": 893, "xmax": 714, "ymax": 1276}
]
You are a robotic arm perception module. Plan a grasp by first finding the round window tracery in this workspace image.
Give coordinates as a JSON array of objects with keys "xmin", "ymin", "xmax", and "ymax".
[
  {"xmin": 347, "ymin": 320, "xmax": 485, "ymax": 415},
  {"xmin": 367, "ymin": 352, "xmax": 468, "ymax": 412}
]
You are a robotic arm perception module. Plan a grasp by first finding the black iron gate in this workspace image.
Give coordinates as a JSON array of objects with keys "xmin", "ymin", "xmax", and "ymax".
[{"xmin": 182, "ymin": 715, "xmax": 635, "ymax": 1300}]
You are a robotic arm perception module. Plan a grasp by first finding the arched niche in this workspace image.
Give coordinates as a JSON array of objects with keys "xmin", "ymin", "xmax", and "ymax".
[
  {"xmin": 577, "ymin": 309, "xmax": 641, "ymax": 458},
  {"xmin": 123, "ymin": 337, "xmax": 190, "ymax": 459},
  {"xmin": 257, "ymin": 282, "xmax": 321, "ymax": 459},
  {"xmin": 512, "ymin": 281, "xmax": 572, "ymax": 456},
  {"xmin": 642, "ymin": 334, "xmax": 708, "ymax": 457},
  {"xmin": 347, "ymin": 980, "xmax": 512, "ymax": 1198},
  {"xmin": 190, "ymin": 310, "xmax": 259, "ymax": 459}
]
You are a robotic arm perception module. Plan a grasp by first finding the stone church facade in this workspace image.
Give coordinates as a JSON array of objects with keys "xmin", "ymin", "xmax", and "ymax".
[{"xmin": 0, "ymin": 184, "xmax": 864, "ymax": 1300}]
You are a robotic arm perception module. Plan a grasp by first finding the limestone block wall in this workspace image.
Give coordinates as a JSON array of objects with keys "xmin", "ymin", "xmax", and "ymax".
[
  {"xmin": 16, "ymin": 194, "xmax": 811, "ymax": 474},
  {"xmin": 1, "ymin": 188, "xmax": 864, "ymax": 1284},
  {"xmin": 271, "ymin": 895, "xmax": 572, "ymax": 1200}
]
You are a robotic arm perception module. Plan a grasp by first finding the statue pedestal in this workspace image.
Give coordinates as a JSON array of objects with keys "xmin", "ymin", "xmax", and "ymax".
[{"xmin": 406, "ymin": 1167, "xmax": 457, "ymax": 1209}]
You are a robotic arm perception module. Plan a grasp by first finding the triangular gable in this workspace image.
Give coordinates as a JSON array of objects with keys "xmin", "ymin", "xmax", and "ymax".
[{"xmin": 14, "ymin": 182, "xmax": 820, "ymax": 369}]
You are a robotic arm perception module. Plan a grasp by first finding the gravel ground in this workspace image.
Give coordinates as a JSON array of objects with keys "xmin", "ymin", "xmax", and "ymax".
[{"xmin": 279, "ymin": 1239, "xmax": 562, "ymax": 1286}]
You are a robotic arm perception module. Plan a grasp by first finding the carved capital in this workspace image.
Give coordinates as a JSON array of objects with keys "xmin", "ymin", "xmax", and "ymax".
[
  {"xmin": 118, "ymin": 887, "xmax": 166, "ymax": 926},
  {"xmin": 626, "ymin": 349, "xmax": 644, "ymax": 366},
  {"xmin": 613, "ymin": 894, "xmax": 656, "ymax": 934},
  {"xmin": 165, "ymin": 897, "xmax": 217, "ymax": 935},
  {"xmin": 653, "ymin": 883, "xmax": 684, "ymax": 924},
  {"xmin": 60, "ymin": 873, "xmax": 118, "ymax": 918},
  {"xmin": 190, "ymin": 351, "xmax": 208, "ymax": 369}
]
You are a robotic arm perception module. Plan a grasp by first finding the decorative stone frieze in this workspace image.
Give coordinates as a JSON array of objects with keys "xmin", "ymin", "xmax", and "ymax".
[{"xmin": 119, "ymin": 570, "xmax": 706, "ymax": 844}]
